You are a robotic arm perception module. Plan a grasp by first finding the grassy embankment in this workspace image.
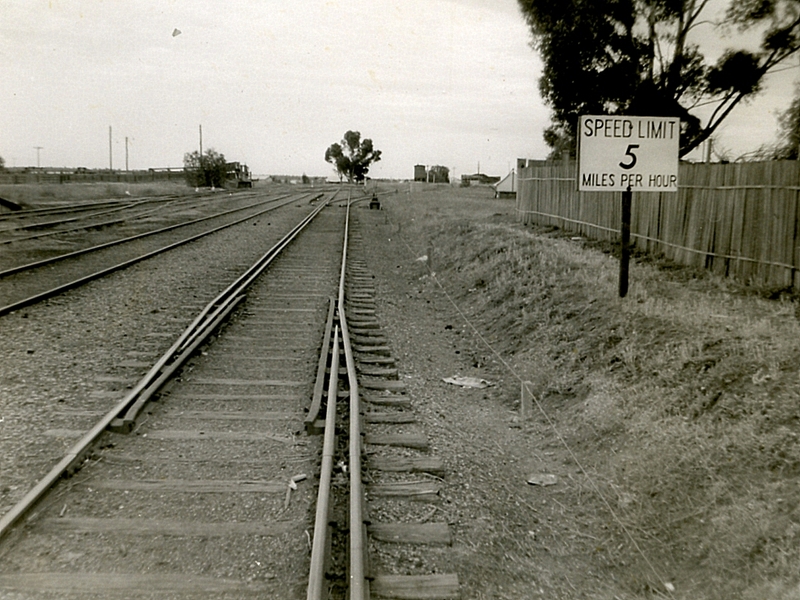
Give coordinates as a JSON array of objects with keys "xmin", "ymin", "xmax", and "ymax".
[{"xmin": 386, "ymin": 183, "xmax": 800, "ymax": 599}]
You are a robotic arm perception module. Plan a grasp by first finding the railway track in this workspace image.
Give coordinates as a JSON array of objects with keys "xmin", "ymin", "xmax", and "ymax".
[
  {"xmin": 0, "ymin": 197, "xmax": 137, "ymax": 228},
  {"xmin": 0, "ymin": 189, "xmax": 326, "ymax": 316},
  {"xmin": 0, "ymin": 193, "xmax": 461, "ymax": 599},
  {"xmin": 0, "ymin": 192, "xmax": 248, "ymax": 247},
  {"xmin": 0, "ymin": 188, "xmax": 300, "ymax": 237},
  {"xmin": 324, "ymin": 210, "xmax": 460, "ymax": 600},
  {"xmin": 0, "ymin": 196, "xmax": 341, "ymax": 597}
]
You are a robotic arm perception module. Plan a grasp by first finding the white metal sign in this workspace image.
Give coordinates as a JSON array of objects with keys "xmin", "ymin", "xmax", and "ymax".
[{"xmin": 578, "ymin": 115, "xmax": 679, "ymax": 192}]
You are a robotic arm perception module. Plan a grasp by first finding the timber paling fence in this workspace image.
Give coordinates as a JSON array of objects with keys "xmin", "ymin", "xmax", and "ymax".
[{"xmin": 516, "ymin": 159, "xmax": 800, "ymax": 291}]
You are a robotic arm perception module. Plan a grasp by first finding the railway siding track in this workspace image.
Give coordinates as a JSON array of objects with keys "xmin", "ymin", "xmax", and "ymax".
[
  {"xmin": 0, "ymin": 196, "xmax": 332, "ymax": 519},
  {"xmin": 345, "ymin": 215, "xmax": 460, "ymax": 600},
  {"xmin": 306, "ymin": 206, "xmax": 460, "ymax": 600},
  {"xmin": 0, "ymin": 192, "xmax": 258, "ymax": 259},
  {"xmin": 0, "ymin": 204, "xmax": 345, "ymax": 598}
]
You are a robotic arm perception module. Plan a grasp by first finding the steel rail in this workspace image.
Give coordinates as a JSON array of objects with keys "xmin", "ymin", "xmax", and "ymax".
[
  {"xmin": 304, "ymin": 297, "xmax": 337, "ymax": 435},
  {"xmin": 342, "ymin": 310, "xmax": 367, "ymax": 600},
  {"xmin": 0, "ymin": 192, "xmax": 322, "ymax": 317},
  {"xmin": 0, "ymin": 192, "xmax": 293, "ymax": 273},
  {"xmin": 0, "ymin": 197, "xmax": 332, "ymax": 543},
  {"xmin": 109, "ymin": 295, "xmax": 248, "ymax": 432},
  {"xmin": 337, "ymin": 196, "xmax": 368, "ymax": 600},
  {"xmin": 306, "ymin": 191, "xmax": 368, "ymax": 599},
  {"xmin": 307, "ymin": 325, "xmax": 340, "ymax": 600}
]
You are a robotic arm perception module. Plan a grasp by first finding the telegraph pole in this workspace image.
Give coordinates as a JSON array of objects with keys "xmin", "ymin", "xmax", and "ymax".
[
  {"xmin": 109, "ymin": 126, "xmax": 113, "ymax": 171},
  {"xmin": 199, "ymin": 124, "xmax": 203, "ymax": 157},
  {"xmin": 33, "ymin": 146, "xmax": 43, "ymax": 168},
  {"xmin": 125, "ymin": 137, "xmax": 129, "ymax": 171}
]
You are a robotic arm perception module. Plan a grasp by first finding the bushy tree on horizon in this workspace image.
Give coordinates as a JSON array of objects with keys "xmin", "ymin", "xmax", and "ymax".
[
  {"xmin": 183, "ymin": 148, "xmax": 228, "ymax": 188},
  {"xmin": 428, "ymin": 165, "xmax": 450, "ymax": 183},
  {"xmin": 325, "ymin": 131, "xmax": 382, "ymax": 183},
  {"xmin": 518, "ymin": 0, "xmax": 800, "ymax": 159}
]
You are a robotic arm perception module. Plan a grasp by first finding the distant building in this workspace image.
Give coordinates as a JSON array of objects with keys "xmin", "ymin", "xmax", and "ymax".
[
  {"xmin": 460, "ymin": 173, "xmax": 500, "ymax": 185},
  {"xmin": 493, "ymin": 170, "xmax": 516, "ymax": 198},
  {"xmin": 414, "ymin": 164, "xmax": 450, "ymax": 183},
  {"xmin": 226, "ymin": 162, "xmax": 252, "ymax": 187}
]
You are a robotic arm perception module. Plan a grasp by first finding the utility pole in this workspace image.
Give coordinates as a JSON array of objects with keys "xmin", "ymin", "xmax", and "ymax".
[
  {"xmin": 33, "ymin": 146, "xmax": 43, "ymax": 168},
  {"xmin": 125, "ymin": 137, "xmax": 129, "ymax": 171},
  {"xmin": 109, "ymin": 126, "xmax": 113, "ymax": 171},
  {"xmin": 199, "ymin": 124, "xmax": 203, "ymax": 157}
]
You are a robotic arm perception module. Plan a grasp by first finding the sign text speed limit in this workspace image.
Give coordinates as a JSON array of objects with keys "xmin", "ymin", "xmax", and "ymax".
[{"xmin": 578, "ymin": 115, "xmax": 679, "ymax": 192}]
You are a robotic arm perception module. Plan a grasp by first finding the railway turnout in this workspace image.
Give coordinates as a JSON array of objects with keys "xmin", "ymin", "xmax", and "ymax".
[{"xmin": 0, "ymin": 193, "xmax": 461, "ymax": 599}]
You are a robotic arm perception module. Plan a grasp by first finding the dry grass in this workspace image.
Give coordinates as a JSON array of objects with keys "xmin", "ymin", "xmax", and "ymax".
[{"xmin": 384, "ymin": 183, "xmax": 800, "ymax": 598}]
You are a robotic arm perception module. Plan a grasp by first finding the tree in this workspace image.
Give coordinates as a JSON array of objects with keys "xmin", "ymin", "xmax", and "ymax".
[
  {"xmin": 325, "ymin": 131, "xmax": 382, "ymax": 183},
  {"xmin": 518, "ymin": 0, "xmax": 800, "ymax": 158},
  {"xmin": 428, "ymin": 165, "xmax": 450, "ymax": 183},
  {"xmin": 771, "ymin": 84, "xmax": 800, "ymax": 159},
  {"xmin": 0, "ymin": 155, "xmax": 5, "ymax": 171},
  {"xmin": 183, "ymin": 148, "xmax": 228, "ymax": 188}
]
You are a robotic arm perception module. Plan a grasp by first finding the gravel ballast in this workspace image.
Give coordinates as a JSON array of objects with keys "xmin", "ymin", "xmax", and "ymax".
[{"xmin": 0, "ymin": 199, "xmax": 322, "ymax": 516}]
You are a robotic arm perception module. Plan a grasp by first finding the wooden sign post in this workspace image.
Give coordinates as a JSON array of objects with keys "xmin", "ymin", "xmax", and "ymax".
[
  {"xmin": 620, "ymin": 186, "xmax": 632, "ymax": 297},
  {"xmin": 577, "ymin": 115, "xmax": 680, "ymax": 297}
]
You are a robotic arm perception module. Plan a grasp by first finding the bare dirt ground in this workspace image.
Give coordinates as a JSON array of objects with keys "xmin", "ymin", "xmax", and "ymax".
[{"xmin": 356, "ymin": 183, "xmax": 800, "ymax": 600}]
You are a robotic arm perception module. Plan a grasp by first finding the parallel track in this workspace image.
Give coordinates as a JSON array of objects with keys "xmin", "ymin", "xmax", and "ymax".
[
  {"xmin": 0, "ymin": 191, "xmax": 322, "ymax": 316},
  {"xmin": 0, "ymin": 198, "xmax": 342, "ymax": 597},
  {"xmin": 0, "ymin": 193, "xmax": 243, "ymax": 244},
  {"xmin": 306, "ymin": 203, "xmax": 459, "ymax": 599}
]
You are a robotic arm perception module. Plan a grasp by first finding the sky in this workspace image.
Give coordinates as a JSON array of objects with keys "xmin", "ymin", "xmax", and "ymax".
[{"xmin": 0, "ymin": 1, "xmax": 798, "ymax": 179}]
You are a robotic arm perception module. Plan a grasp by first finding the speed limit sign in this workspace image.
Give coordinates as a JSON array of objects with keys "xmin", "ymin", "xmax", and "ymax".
[{"xmin": 577, "ymin": 115, "xmax": 679, "ymax": 192}]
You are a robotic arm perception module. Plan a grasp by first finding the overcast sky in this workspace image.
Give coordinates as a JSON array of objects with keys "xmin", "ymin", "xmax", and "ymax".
[{"xmin": 1, "ymin": 1, "xmax": 797, "ymax": 178}]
